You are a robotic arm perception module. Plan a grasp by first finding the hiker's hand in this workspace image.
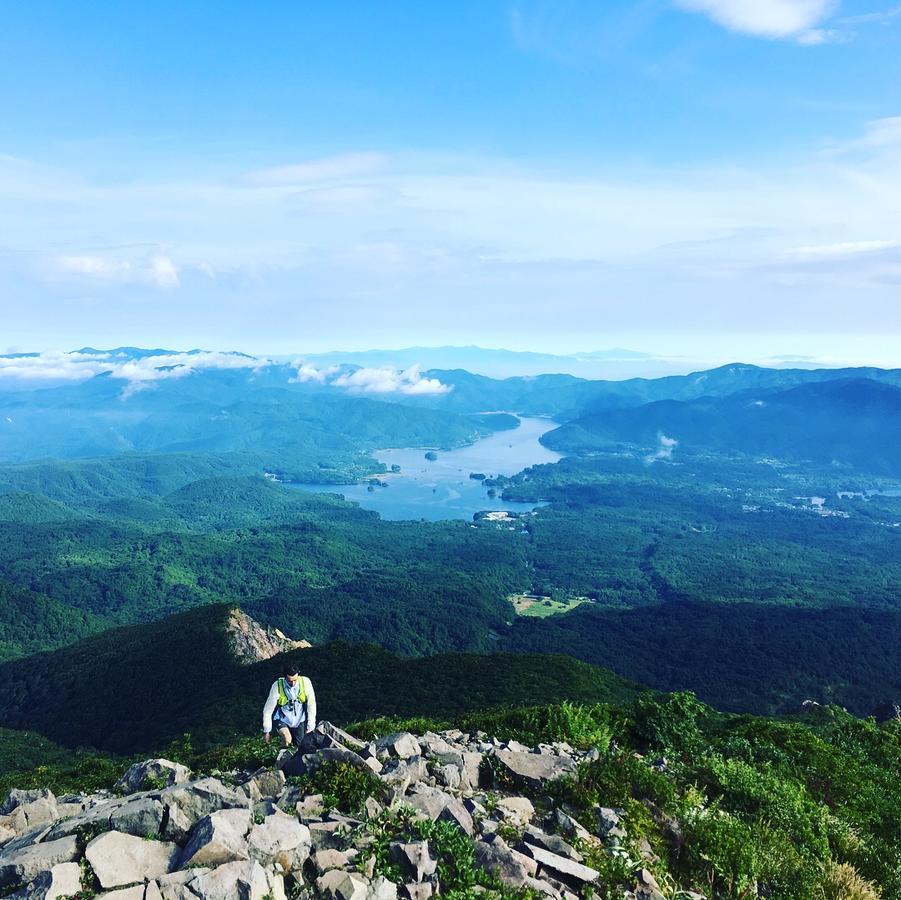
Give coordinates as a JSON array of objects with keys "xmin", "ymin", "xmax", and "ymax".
[{"xmin": 264, "ymin": 732, "xmax": 270, "ymax": 744}]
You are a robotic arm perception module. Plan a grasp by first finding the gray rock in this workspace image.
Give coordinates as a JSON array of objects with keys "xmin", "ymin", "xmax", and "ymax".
[
  {"xmin": 317, "ymin": 722, "xmax": 367, "ymax": 751},
  {"xmin": 156, "ymin": 868, "xmax": 211, "ymax": 900},
  {"xmin": 109, "ymin": 797, "xmax": 166, "ymax": 838},
  {"xmin": 389, "ymin": 841, "xmax": 437, "ymax": 882},
  {"xmin": 188, "ymin": 859, "xmax": 277, "ymax": 900},
  {"xmin": 363, "ymin": 797, "xmax": 383, "ymax": 819},
  {"xmin": 178, "ymin": 808, "xmax": 252, "ymax": 868},
  {"xmin": 459, "ymin": 753, "xmax": 484, "ymax": 790},
  {"xmin": 97, "ymin": 886, "xmax": 146, "ymax": 899},
  {"xmin": 85, "ymin": 831, "xmax": 178, "ymax": 890},
  {"xmin": 368, "ymin": 875, "xmax": 398, "ymax": 900},
  {"xmin": 0, "ymin": 824, "xmax": 15, "ymax": 846},
  {"xmin": 295, "ymin": 793, "xmax": 326, "ymax": 820},
  {"xmin": 312, "ymin": 848, "xmax": 358, "ymax": 873},
  {"xmin": 243, "ymin": 768, "xmax": 285, "ymax": 800},
  {"xmin": 494, "ymin": 796, "xmax": 534, "ymax": 826},
  {"xmin": 375, "ymin": 733, "xmax": 420, "ymax": 759},
  {"xmin": 247, "ymin": 814, "xmax": 311, "ymax": 872},
  {"xmin": 434, "ymin": 764, "xmax": 461, "ymax": 790},
  {"xmin": 405, "ymin": 787, "xmax": 474, "ymax": 836},
  {"xmin": 492, "ymin": 752, "xmax": 577, "ymax": 789},
  {"xmin": 284, "ymin": 748, "xmax": 371, "ymax": 778},
  {"xmin": 523, "ymin": 876, "xmax": 563, "ymax": 898},
  {"xmin": 5, "ymin": 861, "xmax": 81, "ymax": 899},
  {"xmin": 520, "ymin": 845, "xmax": 599, "ymax": 886},
  {"xmin": 596, "ymin": 807, "xmax": 626, "ymax": 839},
  {"xmin": 308, "ymin": 820, "xmax": 346, "ymax": 850},
  {"xmin": 0, "ymin": 791, "xmax": 53, "ymax": 817},
  {"xmin": 522, "ymin": 828, "xmax": 582, "ymax": 862},
  {"xmin": 159, "ymin": 778, "xmax": 249, "ymax": 842},
  {"xmin": 0, "ymin": 824, "xmax": 53, "ymax": 855},
  {"xmin": 400, "ymin": 884, "xmax": 433, "ymax": 900},
  {"xmin": 418, "ymin": 733, "xmax": 456, "ymax": 756},
  {"xmin": 473, "ymin": 836, "xmax": 530, "ymax": 888},
  {"xmin": 317, "ymin": 868, "xmax": 370, "ymax": 900},
  {"xmin": 634, "ymin": 868, "xmax": 666, "ymax": 900},
  {"xmin": 0, "ymin": 835, "xmax": 80, "ymax": 887},
  {"xmin": 551, "ymin": 809, "xmax": 595, "ymax": 845},
  {"xmin": 3, "ymin": 793, "xmax": 58, "ymax": 833},
  {"xmin": 114, "ymin": 760, "xmax": 191, "ymax": 796}
]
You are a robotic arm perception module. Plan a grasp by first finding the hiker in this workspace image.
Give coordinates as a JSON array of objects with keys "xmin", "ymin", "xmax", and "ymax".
[{"xmin": 262, "ymin": 664, "xmax": 317, "ymax": 749}]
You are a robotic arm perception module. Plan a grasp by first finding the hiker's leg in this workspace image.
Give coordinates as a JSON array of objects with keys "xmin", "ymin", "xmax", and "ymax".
[{"xmin": 278, "ymin": 726, "xmax": 293, "ymax": 747}]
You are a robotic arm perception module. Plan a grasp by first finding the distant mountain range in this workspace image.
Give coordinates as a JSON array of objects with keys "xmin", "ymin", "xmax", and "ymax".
[{"xmin": 545, "ymin": 377, "xmax": 901, "ymax": 476}]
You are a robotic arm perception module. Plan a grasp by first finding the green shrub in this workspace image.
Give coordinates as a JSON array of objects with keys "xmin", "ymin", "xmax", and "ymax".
[{"xmin": 288, "ymin": 761, "xmax": 386, "ymax": 816}]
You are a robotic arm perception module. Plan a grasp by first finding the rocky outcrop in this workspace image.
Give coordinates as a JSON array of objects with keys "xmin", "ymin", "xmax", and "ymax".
[
  {"xmin": 225, "ymin": 608, "xmax": 311, "ymax": 664},
  {"xmin": 0, "ymin": 726, "xmax": 696, "ymax": 900}
]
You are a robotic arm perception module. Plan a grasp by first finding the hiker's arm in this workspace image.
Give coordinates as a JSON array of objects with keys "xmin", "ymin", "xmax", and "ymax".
[
  {"xmin": 262, "ymin": 682, "xmax": 278, "ymax": 736},
  {"xmin": 305, "ymin": 678, "xmax": 317, "ymax": 733}
]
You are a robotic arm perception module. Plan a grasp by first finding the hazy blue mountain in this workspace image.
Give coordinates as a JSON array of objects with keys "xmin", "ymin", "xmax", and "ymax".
[{"xmin": 545, "ymin": 377, "xmax": 901, "ymax": 476}]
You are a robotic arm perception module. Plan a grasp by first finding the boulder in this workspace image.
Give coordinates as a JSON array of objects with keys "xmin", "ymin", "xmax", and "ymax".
[
  {"xmin": 317, "ymin": 722, "xmax": 367, "ymax": 751},
  {"xmin": 312, "ymin": 848, "xmax": 358, "ymax": 873},
  {"xmin": 596, "ymin": 807, "xmax": 626, "ymax": 840},
  {"xmin": 473, "ymin": 836, "xmax": 530, "ymax": 888},
  {"xmin": 459, "ymin": 753, "xmax": 484, "ymax": 790},
  {"xmin": 401, "ymin": 884, "xmax": 433, "ymax": 900},
  {"xmin": 85, "ymin": 831, "xmax": 178, "ymax": 890},
  {"xmin": 2, "ymin": 793, "xmax": 58, "ymax": 833},
  {"xmin": 307, "ymin": 820, "xmax": 345, "ymax": 850},
  {"xmin": 243, "ymin": 768, "xmax": 285, "ymax": 801},
  {"xmin": 247, "ymin": 814, "xmax": 311, "ymax": 872},
  {"xmin": 178, "ymin": 808, "xmax": 252, "ymax": 868},
  {"xmin": 188, "ymin": 859, "xmax": 277, "ymax": 900},
  {"xmin": 159, "ymin": 778, "xmax": 249, "ymax": 842},
  {"xmin": 495, "ymin": 796, "xmax": 535, "ymax": 826},
  {"xmin": 0, "ymin": 791, "xmax": 53, "ymax": 817},
  {"xmin": 522, "ymin": 828, "xmax": 582, "ymax": 862},
  {"xmin": 283, "ymin": 748, "xmax": 371, "ymax": 777},
  {"xmin": 375, "ymin": 733, "xmax": 420, "ymax": 759},
  {"xmin": 492, "ymin": 752, "xmax": 576, "ymax": 790},
  {"xmin": 156, "ymin": 868, "xmax": 210, "ymax": 900},
  {"xmin": 295, "ymin": 793, "xmax": 326, "ymax": 820},
  {"xmin": 520, "ymin": 845, "xmax": 599, "ymax": 888},
  {"xmin": 109, "ymin": 797, "xmax": 166, "ymax": 837},
  {"xmin": 634, "ymin": 868, "xmax": 666, "ymax": 900},
  {"xmin": 97, "ymin": 886, "xmax": 146, "ymax": 899},
  {"xmin": 114, "ymin": 760, "xmax": 191, "ymax": 796},
  {"xmin": 404, "ymin": 787, "xmax": 473, "ymax": 835},
  {"xmin": 369, "ymin": 876, "xmax": 398, "ymax": 900},
  {"xmin": 0, "ymin": 836, "xmax": 80, "ymax": 887},
  {"xmin": 0, "ymin": 823, "xmax": 15, "ymax": 846},
  {"xmin": 389, "ymin": 841, "xmax": 437, "ymax": 882},
  {"xmin": 317, "ymin": 868, "xmax": 370, "ymax": 900},
  {"xmin": 5, "ymin": 861, "xmax": 81, "ymax": 899}
]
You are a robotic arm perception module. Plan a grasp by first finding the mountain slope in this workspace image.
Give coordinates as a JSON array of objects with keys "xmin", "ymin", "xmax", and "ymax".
[{"xmin": 0, "ymin": 604, "xmax": 642, "ymax": 754}]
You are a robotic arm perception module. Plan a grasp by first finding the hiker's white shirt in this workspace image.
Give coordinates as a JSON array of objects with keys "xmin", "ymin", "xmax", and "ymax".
[{"xmin": 262, "ymin": 677, "xmax": 316, "ymax": 733}]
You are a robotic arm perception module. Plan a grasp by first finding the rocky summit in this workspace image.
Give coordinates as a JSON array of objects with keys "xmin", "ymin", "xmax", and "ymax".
[{"xmin": 0, "ymin": 723, "xmax": 682, "ymax": 900}]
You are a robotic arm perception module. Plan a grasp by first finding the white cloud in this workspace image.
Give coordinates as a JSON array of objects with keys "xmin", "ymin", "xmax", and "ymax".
[
  {"xmin": 785, "ymin": 240, "xmax": 900, "ymax": 259},
  {"xmin": 0, "ymin": 350, "xmax": 266, "ymax": 386},
  {"xmin": 332, "ymin": 365, "xmax": 451, "ymax": 395},
  {"xmin": 674, "ymin": 0, "xmax": 838, "ymax": 41},
  {"xmin": 290, "ymin": 362, "xmax": 340, "ymax": 384},
  {"xmin": 53, "ymin": 252, "xmax": 180, "ymax": 289},
  {"xmin": 244, "ymin": 153, "xmax": 387, "ymax": 186},
  {"xmin": 646, "ymin": 433, "xmax": 679, "ymax": 462},
  {"xmin": 290, "ymin": 361, "xmax": 451, "ymax": 395}
]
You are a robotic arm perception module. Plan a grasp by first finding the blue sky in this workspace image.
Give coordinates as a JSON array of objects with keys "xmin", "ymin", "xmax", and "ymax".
[{"xmin": 1, "ymin": 0, "xmax": 900, "ymax": 365}]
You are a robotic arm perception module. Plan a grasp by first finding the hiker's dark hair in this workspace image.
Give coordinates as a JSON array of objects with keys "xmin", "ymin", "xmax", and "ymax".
[{"xmin": 283, "ymin": 663, "xmax": 301, "ymax": 677}]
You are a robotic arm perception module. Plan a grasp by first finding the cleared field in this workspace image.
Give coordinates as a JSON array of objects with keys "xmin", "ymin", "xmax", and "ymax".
[{"xmin": 508, "ymin": 593, "xmax": 589, "ymax": 618}]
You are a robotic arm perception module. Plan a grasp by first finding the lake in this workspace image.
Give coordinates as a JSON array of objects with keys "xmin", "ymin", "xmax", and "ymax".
[{"xmin": 290, "ymin": 415, "xmax": 561, "ymax": 521}]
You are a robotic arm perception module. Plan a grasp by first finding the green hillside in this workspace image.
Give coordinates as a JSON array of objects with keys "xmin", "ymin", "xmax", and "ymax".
[{"xmin": 0, "ymin": 604, "xmax": 642, "ymax": 755}]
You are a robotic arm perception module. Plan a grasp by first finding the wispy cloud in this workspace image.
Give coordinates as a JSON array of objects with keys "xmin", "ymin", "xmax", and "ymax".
[
  {"xmin": 673, "ymin": 0, "xmax": 838, "ymax": 43},
  {"xmin": 785, "ymin": 240, "xmax": 900, "ymax": 259},
  {"xmin": 244, "ymin": 153, "xmax": 387, "ymax": 187}
]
